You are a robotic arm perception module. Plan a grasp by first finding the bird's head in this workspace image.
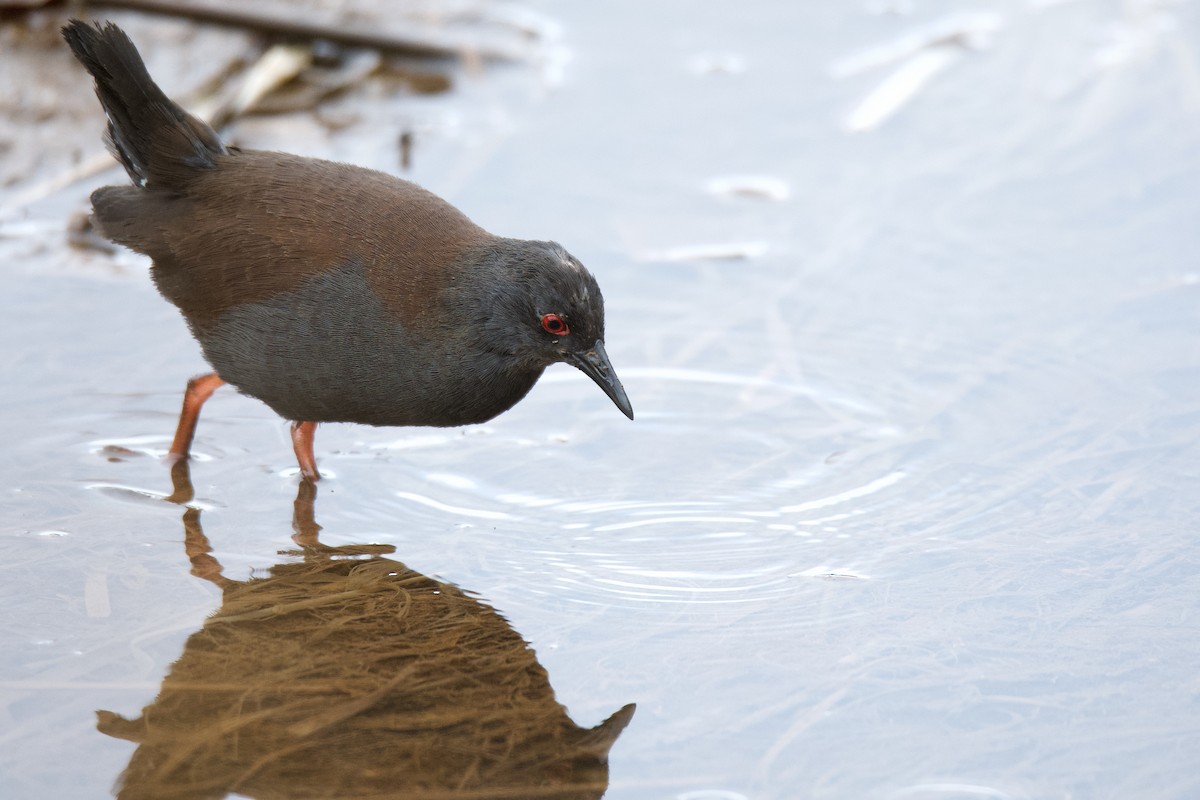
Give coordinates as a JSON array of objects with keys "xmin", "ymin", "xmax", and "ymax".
[{"xmin": 467, "ymin": 238, "xmax": 634, "ymax": 420}]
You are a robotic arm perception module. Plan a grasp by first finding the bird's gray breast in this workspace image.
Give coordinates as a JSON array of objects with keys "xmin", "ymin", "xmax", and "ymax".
[{"xmin": 193, "ymin": 259, "xmax": 540, "ymax": 427}]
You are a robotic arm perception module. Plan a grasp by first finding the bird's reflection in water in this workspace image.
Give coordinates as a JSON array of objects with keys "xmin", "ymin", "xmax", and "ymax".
[{"xmin": 98, "ymin": 462, "xmax": 635, "ymax": 800}]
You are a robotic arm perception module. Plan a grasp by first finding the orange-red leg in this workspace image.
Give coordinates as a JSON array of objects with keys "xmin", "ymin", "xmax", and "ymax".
[
  {"xmin": 168, "ymin": 372, "xmax": 225, "ymax": 462},
  {"xmin": 290, "ymin": 420, "xmax": 320, "ymax": 481}
]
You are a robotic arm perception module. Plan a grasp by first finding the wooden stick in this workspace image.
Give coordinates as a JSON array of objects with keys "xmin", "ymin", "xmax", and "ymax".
[{"xmin": 83, "ymin": 0, "xmax": 528, "ymax": 61}]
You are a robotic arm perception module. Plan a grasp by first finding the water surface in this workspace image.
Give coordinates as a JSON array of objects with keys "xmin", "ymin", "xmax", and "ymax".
[{"xmin": 2, "ymin": 1, "xmax": 1199, "ymax": 798}]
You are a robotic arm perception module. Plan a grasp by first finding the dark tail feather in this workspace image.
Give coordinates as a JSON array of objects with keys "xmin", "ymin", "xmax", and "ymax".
[{"xmin": 61, "ymin": 20, "xmax": 225, "ymax": 190}]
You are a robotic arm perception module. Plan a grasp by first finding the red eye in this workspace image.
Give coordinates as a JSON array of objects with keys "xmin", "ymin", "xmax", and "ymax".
[{"xmin": 541, "ymin": 313, "xmax": 569, "ymax": 336}]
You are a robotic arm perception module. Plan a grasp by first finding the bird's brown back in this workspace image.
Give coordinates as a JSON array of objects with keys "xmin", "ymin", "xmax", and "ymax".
[{"xmin": 92, "ymin": 150, "xmax": 495, "ymax": 329}]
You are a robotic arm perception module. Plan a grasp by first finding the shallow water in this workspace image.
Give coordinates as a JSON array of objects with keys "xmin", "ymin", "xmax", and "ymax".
[{"xmin": 3, "ymin": 1, "xmax": 1200, "ymax": 798}]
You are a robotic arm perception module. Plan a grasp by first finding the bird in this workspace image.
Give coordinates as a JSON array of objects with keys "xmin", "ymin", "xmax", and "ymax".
[{"xmin": 62, "ymin": 19, "xmax": 632, "ymax": 481}]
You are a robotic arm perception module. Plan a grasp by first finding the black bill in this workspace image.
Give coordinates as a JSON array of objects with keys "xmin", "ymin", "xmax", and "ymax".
[{"xmin": 570, "ymin": 340, "xmax": 634, "ymax": 420}]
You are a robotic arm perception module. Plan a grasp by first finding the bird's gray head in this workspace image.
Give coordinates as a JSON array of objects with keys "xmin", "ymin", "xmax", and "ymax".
[{"xmin": 467, "ymin": 238, "xmax": 633, "ymax": 420}]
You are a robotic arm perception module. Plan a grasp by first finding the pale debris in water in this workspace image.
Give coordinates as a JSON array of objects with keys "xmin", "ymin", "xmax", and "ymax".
[
  {"xmin": 637, "ymin": 241, "xmax": 770, "ymax": 262},
  {"xmin": 834, "ymin": 12, "xmax": 1005, "ymax": 132},
  {"xmin": 792, "ymin": 566, "xmax": 871, "ymax": 580},
  {"xmin": 232, "ymin": 44, "xmax": 314, "ymax": 115},
  {"xmin": 843, "ymin": 46, "xmax": 961, "ymax": 132},
  {"xmin": 686, "ymin": 52, "xmax": 748, "ymax": 75},
  {"xmin": 830, "ymin": 11, "xmax": 1004, "ymax": 78},
  {"xmin": 704, "ymin": 175, "xmax": 791, "ymax": 201},
  {"xmin": 190, "ymin": 44, "xmax": 314, "ymax": 126}
]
